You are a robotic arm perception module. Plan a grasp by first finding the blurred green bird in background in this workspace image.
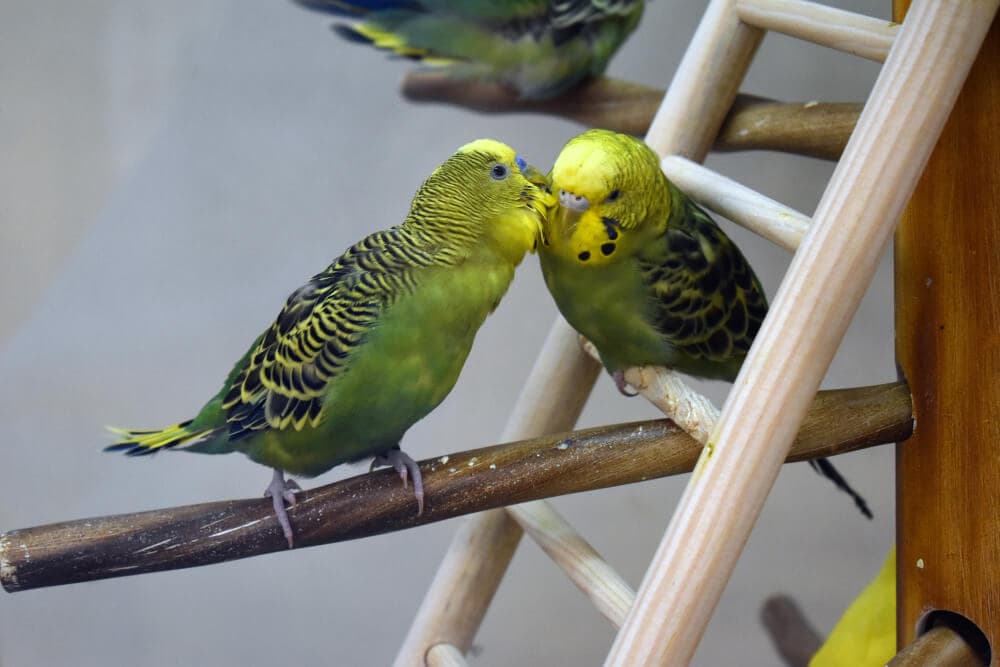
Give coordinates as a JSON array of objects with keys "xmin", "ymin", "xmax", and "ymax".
[
  {"xmin": 294, "ymin": 0, "xmax": 645, "ymax": 99},
  {"xmin": 108, "ymin": 139, "xmax": 546, "ymax": 547},
  {"xmin": 536, "ymin": 129, "xmax": 872, "ymax": 518}
]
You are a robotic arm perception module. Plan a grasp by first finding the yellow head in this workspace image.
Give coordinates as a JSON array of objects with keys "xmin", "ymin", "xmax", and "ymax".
[
  {"xmin": 407, "ymin": 139, "xmax": 545, "ymax": 265},
  {"xmin": 543, "ymin": 129, "xmax": 672, "ymax": 266}
]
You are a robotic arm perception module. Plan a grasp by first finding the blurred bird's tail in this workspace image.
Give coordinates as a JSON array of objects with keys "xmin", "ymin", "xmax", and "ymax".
[
  {"xmin": 294, "ymin": 0, "xmax": 455, "ymax": 64},
  {"xmin": 809, "ymin": 457, "xmax": 873, "ymax": 519},
  {"xmin": 293, "ymin": 0, "xmax": 423, "ymax": 19},
  {"xmin": 105, "ymin": 420, "xmax": 216, "ymax": 456}
]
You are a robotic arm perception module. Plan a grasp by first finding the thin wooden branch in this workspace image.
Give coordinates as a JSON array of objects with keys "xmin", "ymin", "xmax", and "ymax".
[
  {"xmin": 625, "ymin": 366, "xmax": 719, "ymax": 447},
  {"xmin": 0, "ymin": 382, "xmax": 910, "ymax": 593},
  {"xmin": 716, "ymin": 95, "xmax": 860, "ymax": 161},
  {"xmin": 660, "ymin": 155, "xmax": 810, "ymax": 252},
  {"xmin": 402, "ymin": 74, "xmax": 660, "ymax": 137},
  {"xmin": 583, "ymin": 339, "xmax": 722, "ymax": 449},
  {"xmin": 760, "ymin": 595, "xmax": 822, "ymax": 667},
  {"xmin": 888, "ymin": 626, "xmax": 988, "ymax": 667},
  {"xmin": 402, "ymin": 74, "xmax": 858, "ymax": 161},
  {"xmin": 605, "ymin": 2, "xmax": 999, "ymax": 665},
  {"xmin": 736, "ymin": 0, "xmax": 898, "ymax": 62}
]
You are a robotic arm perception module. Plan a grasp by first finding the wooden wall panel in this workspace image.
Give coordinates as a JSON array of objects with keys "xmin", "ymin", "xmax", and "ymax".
[{"xmin": 894, "ymin": 3, "xmax": 1000, "ymax": 663}]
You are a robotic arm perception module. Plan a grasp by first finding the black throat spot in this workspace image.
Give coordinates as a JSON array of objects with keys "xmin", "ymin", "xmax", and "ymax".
[{"xmin": 602, "ymin": 217, "xmax": 620, "ymax": 240}]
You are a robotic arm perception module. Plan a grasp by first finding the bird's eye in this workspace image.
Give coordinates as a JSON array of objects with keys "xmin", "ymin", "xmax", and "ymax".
[
  {"xmin": 606, "ymin": 189, "xmax": 622, "ymax": 202},
  {"xmin": 491, "ymin": 164, "xmax": 509, "ymax": 181}
]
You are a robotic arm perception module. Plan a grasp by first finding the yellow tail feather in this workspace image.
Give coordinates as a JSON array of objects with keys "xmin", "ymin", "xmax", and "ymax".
[{"xmin": 105, "ymin": 419, "xmax": 211, "ymax": 456}]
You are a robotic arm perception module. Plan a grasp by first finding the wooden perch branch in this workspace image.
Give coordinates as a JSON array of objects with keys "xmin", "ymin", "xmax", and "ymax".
[
  {"xmin": 760, "ymin": 595, "xmax": 823, "ymax": 667},
  {"xmin": 718, "ymin": 95, "xmax": 861, "ymax": 161},
  {"xmin": 0, "ymin": 382, "xmax": 910, "ymax": 593},
  {"xmin": 401, "ymin": 73, "xmax": 860, "ymax": 161},
  {"xmin": 888, "ymin": 625, "xmax": 988, "ymax": 667}
]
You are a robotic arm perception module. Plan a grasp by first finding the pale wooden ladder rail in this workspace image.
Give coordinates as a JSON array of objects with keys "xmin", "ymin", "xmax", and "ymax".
[{"xmin": 398, "ymin": 1, "xmax": 1000, "ymax": 665}]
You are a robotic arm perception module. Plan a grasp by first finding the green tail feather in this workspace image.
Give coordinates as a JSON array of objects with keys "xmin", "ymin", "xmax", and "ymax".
[{"xmin": 105, "ymin": 419, "xmax": 214, "ymax": 457}]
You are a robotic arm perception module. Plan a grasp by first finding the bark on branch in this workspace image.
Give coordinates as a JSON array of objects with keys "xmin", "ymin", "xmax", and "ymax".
[
  {"xmin": 401, "ymin": 73, "xmax": 861, "ymax": 161},
  {"xmin": 1, "ymin": 382, "xmax": 910, "ymax": 593}
]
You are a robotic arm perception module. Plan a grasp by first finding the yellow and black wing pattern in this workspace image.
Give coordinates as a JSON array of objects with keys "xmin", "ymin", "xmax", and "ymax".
[
  {"xmin": 639, "ymin": 202, "xmax": 768, "ymax": 376},
  {"xmin": 221, "ymin": 227, "xmax": 440, "ymax": 439}
]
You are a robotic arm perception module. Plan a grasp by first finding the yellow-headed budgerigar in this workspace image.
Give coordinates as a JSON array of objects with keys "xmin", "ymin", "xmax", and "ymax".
[
  {"xmin": 537, "ymin": 129, "xmax": 871, "ymax": 517},
  {"xmin": 293, "ymin": 0, "xmax": 645, "ymax": 99},
  {"xmin": 107, "ymin": 139, "xmax": 546, "ymax": 547}
]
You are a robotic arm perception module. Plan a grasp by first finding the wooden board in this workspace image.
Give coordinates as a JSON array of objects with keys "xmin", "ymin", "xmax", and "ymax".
[{"xmin": 894, "ymin": 3, "xmax": 1000, "ymax": 663}]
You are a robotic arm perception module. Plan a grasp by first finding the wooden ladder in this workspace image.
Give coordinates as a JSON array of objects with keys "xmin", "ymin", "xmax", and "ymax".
[{"xmin": 396, "ymin": 1, "xmax": 999, "ymax": 664}]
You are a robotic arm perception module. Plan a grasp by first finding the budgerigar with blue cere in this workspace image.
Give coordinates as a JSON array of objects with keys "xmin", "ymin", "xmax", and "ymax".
[
  {"xmin": 536, "ymin": 129, "xmax": 872, "ymax": 518},
  {"xmin": 108, "ymin": 139, "xmax": 546, "ymax": 547},
  {"xmin": 294, "ymin": 0, "xmax": 645, "ymax": 99}
]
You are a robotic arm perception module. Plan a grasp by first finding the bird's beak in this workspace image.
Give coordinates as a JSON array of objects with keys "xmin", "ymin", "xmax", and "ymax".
[
  {"xmin": 558, "ymin": 189, "xmax": 590, "ymax": 212},
  {"xmin": 519, "ymin": 182, "xmax": 547, "ymax": 253},
  {"xmin": 549, "ymin": 189, "xmax": 588, "ymax": 240}
]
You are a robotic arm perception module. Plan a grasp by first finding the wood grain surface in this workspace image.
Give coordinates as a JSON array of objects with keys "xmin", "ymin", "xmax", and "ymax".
[
  {"xmin": 1, "ymin": 383, "xmax": 909, "ymax": 593},
  {"xmin": 402, "ymin": 74, "xmax": 859, "ymax": 162},
  {"xmin": 894, "ymin": 2, "xmax": 1000, "ymax": 664}
]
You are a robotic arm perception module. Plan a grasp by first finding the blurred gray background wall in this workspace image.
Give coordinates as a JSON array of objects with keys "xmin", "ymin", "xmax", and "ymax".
[{"xmin": 0, "ymin": 1, "xmax": 893, "ymax": 664}]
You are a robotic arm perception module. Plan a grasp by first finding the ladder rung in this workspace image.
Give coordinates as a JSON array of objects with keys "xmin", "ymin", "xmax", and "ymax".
[
  {"xmin": 660, "ymin": 155, "xmax": 810, "ymax": 252},
  {"xmin": 508, "ymin": 502, "xmax": 635, "ymax": 628},
  {"xmin": 737, "ymin": 0, "xmax": 898, "ymax": 62},
  {"xmin": 425, "ymin": 643, "xmax": 467, "ymax": 667},
  {"xmin": 580, "ymin": 337, "xmax": 719, "ymax": 447}
]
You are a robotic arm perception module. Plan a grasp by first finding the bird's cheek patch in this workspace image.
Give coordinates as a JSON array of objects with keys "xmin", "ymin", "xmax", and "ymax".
[{"xmin": 570, "ymin": 218, "xmax": 620, "ymax": 266}]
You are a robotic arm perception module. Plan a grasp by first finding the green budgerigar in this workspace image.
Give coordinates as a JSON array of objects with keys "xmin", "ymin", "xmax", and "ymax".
[
  {"xmin": 108, "ymin": 139, "xmax": 545, "ymax": 547},
  {"xmin": 537, "ymin": 129, "xmax": 871, "ymax": 518},
  {"xmin": 294, "ymin": 0, "xmax": 644, "ymax": 99}
]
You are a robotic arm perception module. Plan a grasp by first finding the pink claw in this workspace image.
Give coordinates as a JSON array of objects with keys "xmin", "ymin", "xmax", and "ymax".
[
  {"xmin": 371, "ymin": 448, "xmax": 425, "ymax": 516},
  {"xmin": 612, "ymin": 370, "xmax": 639, "ymax": 397},
  {"xmin": 264, "ymin": 469, "xmax": 300, "ymax": 548}
]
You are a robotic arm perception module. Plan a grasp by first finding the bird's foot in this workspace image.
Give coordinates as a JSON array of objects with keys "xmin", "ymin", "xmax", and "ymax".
[
  {"xmin": 264, "ymin": 469, "xmax": 301, "ymax": 548},
  {"xmin": 612, "ymin": 370, "xmax": 639, "ymax": 397},
  {"xmin": 371, "ymin": 448, "xmax": 424, "ymax": 516}
]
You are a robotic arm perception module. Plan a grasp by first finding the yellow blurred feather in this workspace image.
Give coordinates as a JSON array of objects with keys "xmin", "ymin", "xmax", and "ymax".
[{"xmin": 810, "ymin": 547, "xmax": 896, "ymax": 667}]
